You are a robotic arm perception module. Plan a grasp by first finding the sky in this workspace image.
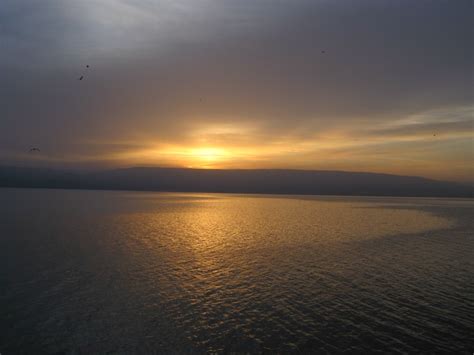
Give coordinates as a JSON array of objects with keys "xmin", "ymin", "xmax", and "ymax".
[{"xmin": 0, "ymin": 0, "xmax": 472, "ymax": 182}]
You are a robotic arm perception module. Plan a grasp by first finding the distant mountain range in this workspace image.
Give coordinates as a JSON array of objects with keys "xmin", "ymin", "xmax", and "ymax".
[{"xmin": 0, "ymin": 166, "xmax": 472, "ymax": 198}]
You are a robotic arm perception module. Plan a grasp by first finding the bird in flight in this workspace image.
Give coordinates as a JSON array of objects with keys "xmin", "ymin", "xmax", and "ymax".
[
  {"xmin": 78, "ymin": 65, "xmax": 89, "ymax": 80},
  {"xmin": 29, "ymin": 147, "xmax": 40, "ymax": 153}
]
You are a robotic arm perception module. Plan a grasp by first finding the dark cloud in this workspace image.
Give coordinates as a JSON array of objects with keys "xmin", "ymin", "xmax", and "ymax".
[{"xmin": 0, "ymin": 0, "xmax": 472, "ymax": 180}]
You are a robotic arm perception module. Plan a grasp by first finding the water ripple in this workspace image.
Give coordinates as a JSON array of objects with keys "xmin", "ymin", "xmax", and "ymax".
[{"xmin": 0, "ymin": 189, "xmax": 472, "ymax": 353}]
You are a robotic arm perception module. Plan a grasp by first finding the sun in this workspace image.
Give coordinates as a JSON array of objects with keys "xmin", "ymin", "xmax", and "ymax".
[{"xmin": 189, "ymin": 147, "xmax": 229, "ymax": 162}]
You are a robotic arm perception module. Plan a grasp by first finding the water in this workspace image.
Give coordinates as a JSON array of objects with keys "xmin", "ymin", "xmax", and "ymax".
[{"xmin": 0, "ymin": 188, "xmax": 473, "ymax": 354}]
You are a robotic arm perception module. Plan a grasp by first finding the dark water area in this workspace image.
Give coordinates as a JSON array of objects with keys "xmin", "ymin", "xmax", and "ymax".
[{"xmin": 1, "ymin": 188, "xmax": 473, "ymax": 354}]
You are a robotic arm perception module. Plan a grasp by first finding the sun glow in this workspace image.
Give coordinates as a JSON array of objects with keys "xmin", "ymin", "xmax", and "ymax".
[
  {"xmin": 145, "ymin": 146, "xmax": 235, "ymax": 168},
  {"xmin": 189, "ymin": 147, "xmax": 229, "ymax": 162}
]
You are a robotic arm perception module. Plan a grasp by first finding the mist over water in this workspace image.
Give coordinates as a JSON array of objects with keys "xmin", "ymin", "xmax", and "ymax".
[{"xmin": 1, "ymin": 189, "xmax": 473, "ymax": 353}]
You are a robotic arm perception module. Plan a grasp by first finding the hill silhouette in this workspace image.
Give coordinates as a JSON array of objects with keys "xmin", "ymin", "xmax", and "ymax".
[{"xmin": 0, "ymin": 166, "xmax": 471, "ymax": 198}]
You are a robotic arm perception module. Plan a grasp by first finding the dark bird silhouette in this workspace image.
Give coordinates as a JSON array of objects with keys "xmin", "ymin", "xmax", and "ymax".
[
  {"xmin": 433, "ymin": 134, "xmax": 436, "ymax": 137},
  {"xmin": 86, "ymin": 65, "xmax": 90, "ymax": 68},
  {"xmin": 79, "ymin": 76, "xmax": 84, "ymax": 80},
  {"xmin": 29, "ymin": 147, "xmax": 40, "ymax": 153},
  {"xmin": 321, "ymin": 50, "xmax": 326, "ymax": 54}
]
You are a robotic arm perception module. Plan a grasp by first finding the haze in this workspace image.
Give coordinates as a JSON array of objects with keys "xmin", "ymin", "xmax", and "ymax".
[{"xmin": 1, "ymin": 0, "xmax": 472, "ymax": 182}]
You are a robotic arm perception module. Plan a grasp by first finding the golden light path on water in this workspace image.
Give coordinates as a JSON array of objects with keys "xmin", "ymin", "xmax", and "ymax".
[{"xmin": 114, "ymin": 194, "xmax": 453, "ymax": 257}]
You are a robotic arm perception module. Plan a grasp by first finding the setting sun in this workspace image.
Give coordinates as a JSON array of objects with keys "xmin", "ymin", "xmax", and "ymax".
[
  {"xmin": 153, "ymin": 146, "xmax": 235, "ymax": 168},
  {"xmin": 189, "ymin": 148, "xmax": 229, "ymax": 162}
]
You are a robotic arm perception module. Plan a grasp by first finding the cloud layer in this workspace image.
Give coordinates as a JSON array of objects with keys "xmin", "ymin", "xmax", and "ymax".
[{"xmin": 1, "ymin": 0, "xmax": 472, "ymax": 181}]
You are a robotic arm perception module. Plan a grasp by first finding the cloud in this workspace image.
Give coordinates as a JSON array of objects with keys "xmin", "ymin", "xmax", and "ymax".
[
  {"xmin": 360, "ymin": 106, "xmax": 474, "ymax": 139},
  {"xmin": 0, "ymin": 0, "xmax": 472, "ymax": 180}
]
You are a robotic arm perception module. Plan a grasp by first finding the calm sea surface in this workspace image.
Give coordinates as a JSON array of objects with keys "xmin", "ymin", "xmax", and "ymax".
[{"xmin": 0, "ymin": 188, "xmax": 473, "ymax": 354}]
